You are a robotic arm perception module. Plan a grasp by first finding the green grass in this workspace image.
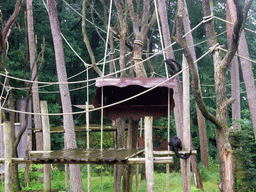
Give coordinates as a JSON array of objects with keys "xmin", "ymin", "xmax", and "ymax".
[
  {"xmin": 0, "ymin": 166, "xmax": 220, "ymax": 192},
  {"xmin": 80, "ymin": 171, "xmax": 219, "ymax": 192}
]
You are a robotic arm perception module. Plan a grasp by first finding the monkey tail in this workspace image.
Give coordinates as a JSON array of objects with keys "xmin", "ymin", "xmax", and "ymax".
[
  {"xmin": 180, "ymin": 150, "xmax": 192, "ymax": 160},
  {"xmin": 174, "ymin": 148, "xmax": 192, "ymax": 160}
]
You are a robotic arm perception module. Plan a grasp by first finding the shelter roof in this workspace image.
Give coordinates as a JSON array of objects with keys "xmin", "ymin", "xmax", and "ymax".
[{"xmin": 95, "ymin": 77, "xmax": 176, "ymax": 88}]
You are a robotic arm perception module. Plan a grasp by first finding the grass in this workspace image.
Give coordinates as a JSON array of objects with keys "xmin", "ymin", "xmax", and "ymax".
[{"xmin": 0, "ymin": 165, "xmax": 220, "ymax": 192}]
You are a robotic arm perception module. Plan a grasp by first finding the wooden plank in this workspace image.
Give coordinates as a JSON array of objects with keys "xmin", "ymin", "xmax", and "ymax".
[{"xmin": 25, "ymin": 149, "xmax": 144, "ymax": 164}]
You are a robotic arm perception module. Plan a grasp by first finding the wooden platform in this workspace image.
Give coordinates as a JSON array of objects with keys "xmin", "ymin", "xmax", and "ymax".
[{"xmin": 26, "ymin": 148, "xmax": 145, "ymax": 164}]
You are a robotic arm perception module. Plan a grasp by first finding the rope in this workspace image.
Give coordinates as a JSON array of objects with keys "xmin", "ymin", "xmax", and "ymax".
[
  {"xmin": 0, "ymin": 12, "xmax": 218, "ymax": 88},
  {"xmin": 0, "ymin": 70, "xmax": 184, "ymax": 116},
  {"xmin": 102, "ymin": 0, "xmax": 113, "ymax": 76},
  {"xmin": 61, "ymin": 33, "xmax": 90, "ymax": 67},
  {"xmin": 213, "ymin": 15, "xmax": 256, "ymax": 35},
  {"xmin": 62, "ymin": 0, "xmax": 108, "ymax": 36}
]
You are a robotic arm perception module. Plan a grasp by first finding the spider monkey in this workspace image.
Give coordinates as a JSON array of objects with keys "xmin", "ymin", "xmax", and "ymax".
[
  {"xmin": 164, "ymin": 59, "xmax": 182, "ymax": 77},
  {"xmin": 168, "ymin": 136, "xmax": 192, "ymax": 160},
  {"xmin": 125, "ymin": 38, "xmax": 134, "ymax": 51}
]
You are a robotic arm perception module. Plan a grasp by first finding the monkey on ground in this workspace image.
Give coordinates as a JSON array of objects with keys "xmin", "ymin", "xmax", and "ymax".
[
  {"xmin": 168, "ymin": 136, "xmax": 192, "ymax": 160},
  {"xmin": 164, "ymin": 59, "xmax": 182, "ymax": 77}
]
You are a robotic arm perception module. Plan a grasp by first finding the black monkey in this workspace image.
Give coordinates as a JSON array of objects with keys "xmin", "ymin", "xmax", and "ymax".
[
  {"xmin": 168, "ymin": 136, "xmax": 192, "ymax": 160},
  {"xmin": 164, "ymin": 59, "xmax": 182, "ymax": 77},
  {"xmin": 125, "ymin": 38, "xmax": 134, "ymax": 51}
]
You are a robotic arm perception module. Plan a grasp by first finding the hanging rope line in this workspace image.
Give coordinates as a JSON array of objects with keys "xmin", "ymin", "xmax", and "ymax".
[{"xmin": 0, "ymin": 69, "xmax": 184, "ymax": 116}]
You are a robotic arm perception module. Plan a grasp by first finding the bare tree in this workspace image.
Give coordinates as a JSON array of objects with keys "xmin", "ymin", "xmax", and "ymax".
[
  {"xmin": 175, "ymin": 0, "xmax": 253, "ymax": 191},
  {"xmin": 47, "ymin": 0, "xmax": 84, "ymax": 191}
]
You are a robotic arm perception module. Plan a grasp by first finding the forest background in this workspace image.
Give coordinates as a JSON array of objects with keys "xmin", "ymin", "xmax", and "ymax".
[{"xmin": 0, "ymin": 0, "xmax": 256, "ymax": 191}]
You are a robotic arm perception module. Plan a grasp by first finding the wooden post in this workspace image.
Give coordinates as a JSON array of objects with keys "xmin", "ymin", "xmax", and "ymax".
[
  {"xmin": 24, "ymin": 133, "xmax": 32, "ymax": 187},
  {"xmin": 4, "ymin": 121, "xmax": 12, "ymax": 192},
  {"xmin": 40, "ymin": 101, "xmax": 51, "ymax": 192},
  {"xmin": 144, "ymin": 116, "xmax": 155, "ymax": 192},
  {"xmin": 64, "ymin": 134, "xmax": 69, "ymax": 188},
  {"xmin": 86, "ymin": 102, "xmax": 91, "ymax": 192},
  {"xmin": 182, "ymin": 55, "xmax": 191, "ymax": 191}
]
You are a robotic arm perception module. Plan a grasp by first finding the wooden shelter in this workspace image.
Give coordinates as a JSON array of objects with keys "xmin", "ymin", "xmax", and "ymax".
[{"xmin": 93, "ymin": 77, "xmax": 176, "ymax": 120}]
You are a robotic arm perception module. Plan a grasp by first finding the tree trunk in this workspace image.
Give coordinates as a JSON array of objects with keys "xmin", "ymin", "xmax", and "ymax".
[
  {"xmin": 10, "ymin": 92, "xmax": 21, "ymax": 191},
  {"xmin": 157, "ymin": 0, "xmax": 185, "ymax": 187},
  {"xmin": 183, "ymin": 0, "xmax": 209, "ymax": 171},
  {"xmin": 226, "ymin": 0, "xmax": 241, "ymax": 130},
  {"xmin": 157, "ymin": 0, "xmax": 183, "ymax": 136},
  {"xmin": 82, "ymin": 0, "xmax": 102, "ymax": 76},
  {"xmin": 113, "ymin": 0, "xmax": 128, "ymax": 77},
  {"xmin": 27, "ymin": 0, "xmax": 43, "ymax": 152},
  {"xmin": 115, "ymin": 118, "xmax": 125, "ymax": 192},
  {"xmin": 226, "ymin": 0, "xmax": 256, "ymax": 138},
  {"xmin": 176, "ymin": 0, "xmax": 252, "ymax": 191},
  {"xmin": 46, "ymin": 0, "xmax": 84, "ymax": 191},
  {"xmin": 238, "ymin": 30, "xmax": 256, "ymax": 138},
  {"xmin": 123, "ymin": 119, "xmax": 139, "ymax": 192}
]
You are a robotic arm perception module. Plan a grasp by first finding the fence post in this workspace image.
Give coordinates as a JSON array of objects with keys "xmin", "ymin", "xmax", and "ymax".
[{"xmin": 4, "ymin": 121, "xmax": 12, "ymax": 192}]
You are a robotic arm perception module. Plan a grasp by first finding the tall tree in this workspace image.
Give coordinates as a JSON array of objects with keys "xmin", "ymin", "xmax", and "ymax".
[
  {"xmin": 175, "ymin": 0, "xmax": 253, "ymax": 191},
  {"xmin": 226, "ymin": 0, "xmax": 241, "ymax": 130},
  {"xmin": 27, "ymin": 0, "xmax": 43, "ymax": 153},
  {"xmin": 182, "ymin": 0, "xmax": 204, "ymax": 189},
  {"xmin": 46, "ymin": 0, "xmax": 84, "ymax": 191},
  {"xmin": 183, "ymin": 0, "xmax": 209, "ymax": 170}
]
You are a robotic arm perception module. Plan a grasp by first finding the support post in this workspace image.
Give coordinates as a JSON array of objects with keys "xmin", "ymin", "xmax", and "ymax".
[
  {"xmin": 182, "ymin": 55, "xmax": 191, "ymax": 191},
  {"xmin": 144, "ymin": 116, "xmax": 155, "ymax": 192},
  {"xmin": 40, "ymin": 101, "xmax": 51, "ymax": 192},
  {"xmin": 4, "ymin": 121, "xmax": 12, "ymax": 192},
  {"xmin": 86, "ymin": 102, "xmax": 91, "ymax": 192}
]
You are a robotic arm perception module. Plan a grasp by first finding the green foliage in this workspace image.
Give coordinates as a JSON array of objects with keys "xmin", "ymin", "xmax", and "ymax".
[
  {"xmin": 18, "ymin": 164, "xmax": 44, "ymax": 190},
  {"xmin": 230, "ymin": 116, "xmax": 256, "ymax": 191}
]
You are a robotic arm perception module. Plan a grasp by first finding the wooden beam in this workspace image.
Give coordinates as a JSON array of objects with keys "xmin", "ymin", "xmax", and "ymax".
[{"xmin": 153, "ymin": 150, "xmax": 197, "ymax": 156}]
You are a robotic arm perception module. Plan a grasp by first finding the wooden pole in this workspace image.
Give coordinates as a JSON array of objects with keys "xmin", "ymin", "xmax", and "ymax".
[
  {"xmin": 0, "ymin": 109, "xmax": 3, "ymax": 190},
  {"xmin": 4, "ymin": 121, "xmax": 12, "ymax": 192},
  {"xmin": 182, "ymin": 55, "xmax": 191, "ymax": 191},
  {"xmin": 86, "ymin": 102, "xmax": 91, "ymax": 192},
  {"xmin": 166, "ymin": 88, "xmax": 171, "ymax": 191},
  {"xmin": 24, "ymin": 133, "xmax": 32, "ymax": 187},
  {"xmin": 64, "ymin": 134, "xmax": 69, "ymax": 188},
  {"xmin": 40, "ymin": 101, "xmax": 51, "ymax": 192},
  {"xmin": 144, "ymin": 116, "xmax": 155, "ymax": 192}
]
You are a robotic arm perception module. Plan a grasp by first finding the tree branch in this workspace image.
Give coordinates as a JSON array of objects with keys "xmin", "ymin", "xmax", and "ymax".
[
  {"xmin": 175, "ymin": 0, "xmax": 223, "ymax": 128},
  {"xmin": 222, "ymin": 0, "xmax": 253, "ymax": 70},
  {"xmin": 82, "ymin": 0, "xmax": 102, "ymax": 76}
]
